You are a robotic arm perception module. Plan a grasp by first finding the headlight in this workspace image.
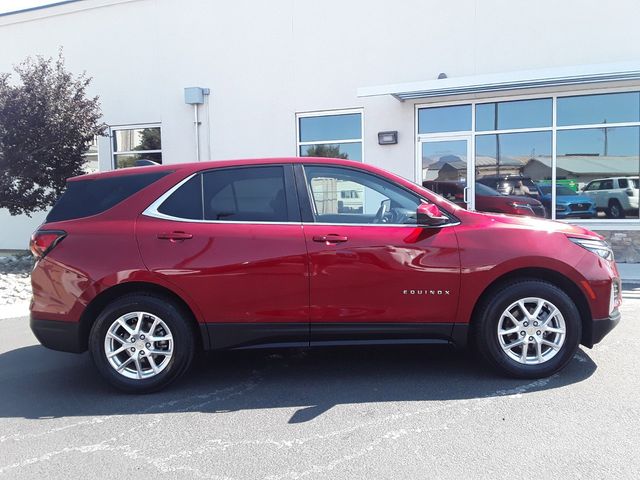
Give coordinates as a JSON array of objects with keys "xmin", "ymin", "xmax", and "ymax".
[
  {"xmin": 569, "ymin": 237, "xmax": 614, "ymax": 261},
  {"xmin": 556, "ymin": 204, "xmax": 568, "ymax": 211}
]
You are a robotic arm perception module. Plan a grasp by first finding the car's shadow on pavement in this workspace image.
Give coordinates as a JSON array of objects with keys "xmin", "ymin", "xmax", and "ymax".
[{"xmin": 0, "ymin": 344, "xmax": 597, "ymax": 423}]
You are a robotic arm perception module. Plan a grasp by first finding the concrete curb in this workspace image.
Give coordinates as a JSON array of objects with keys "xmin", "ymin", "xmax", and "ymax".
[{"xmin": 0, "ymin": 302, "xmax": 30, "ymax": 320}]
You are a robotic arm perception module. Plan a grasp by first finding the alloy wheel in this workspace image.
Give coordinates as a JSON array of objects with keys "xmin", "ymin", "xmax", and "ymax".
[
  {"xmin": 104, "ymin": 311, "xmax": 174, "ymax": 380},
  {"xmin": 497, "ymin": 297, "xmax": 566, "ymax": 365}
]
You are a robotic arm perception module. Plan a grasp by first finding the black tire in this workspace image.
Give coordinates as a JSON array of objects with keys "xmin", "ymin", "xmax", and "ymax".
[
  {"xmin": 89, "ymin": 293, "xmax": 196, "ymax": 393},
  {"xmin": 607, "ymin": 199, "xmax": 625, "ymax": 219},
  {"xmin": 474, "ymin": 279, "xmax": 581, "ymax": 379}
]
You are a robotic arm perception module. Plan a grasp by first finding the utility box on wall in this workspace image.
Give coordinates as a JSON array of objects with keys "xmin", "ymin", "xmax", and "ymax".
[{"xmin": 184, "ymin": 87, "xmax": 209, "ymax": 105}]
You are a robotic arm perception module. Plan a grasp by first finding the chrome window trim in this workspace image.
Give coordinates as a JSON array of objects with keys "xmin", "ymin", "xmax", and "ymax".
[
  {"xmin": 143, "ymin": 169, "xmax": 460, "ymax": 228},
  {"xmin": 144, "ymin": 208, "xmax": 459, "ymax": 228},
  {"xmin": 302, "ymin": 221, "xmax": 460, "ymax": 229}
]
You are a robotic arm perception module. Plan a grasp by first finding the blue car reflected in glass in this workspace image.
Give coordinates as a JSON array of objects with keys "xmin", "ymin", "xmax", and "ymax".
[{"xmin": 538, "ymin": 185, "xmax": 596, "ymax": 219}]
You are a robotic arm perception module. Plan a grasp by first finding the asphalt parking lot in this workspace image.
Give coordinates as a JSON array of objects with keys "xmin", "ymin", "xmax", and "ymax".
[{"xmin": 1, "ymin": 288, "xmax": 639, "ymax": 479}]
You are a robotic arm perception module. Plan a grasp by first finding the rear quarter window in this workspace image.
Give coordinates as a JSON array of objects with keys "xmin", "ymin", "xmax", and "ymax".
[
  {"xmin": 46, "ymin": 171, "xmax": 170, "ymax": 222},
  {"xmin": 157, "ymin": 175, "xmax": 203, "ymax": 220}
]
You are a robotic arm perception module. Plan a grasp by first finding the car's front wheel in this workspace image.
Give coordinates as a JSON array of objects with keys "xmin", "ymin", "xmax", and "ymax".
[
  {"xmin": 89, "ymin": 293, "xmax": 196, "ymax": 393},
  {"xmin": 474, "ymin": 279, "xmax": 581, "ymax": 378}
]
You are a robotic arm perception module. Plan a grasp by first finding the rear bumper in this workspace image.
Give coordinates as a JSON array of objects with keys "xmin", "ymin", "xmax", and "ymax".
[
  {"xmin": 30, "ymin": 316, "xmax": 85, "ymax": 353},
  {"xmin": 582, "ymin": 309, "xmax": 621, "ymax": 348}
]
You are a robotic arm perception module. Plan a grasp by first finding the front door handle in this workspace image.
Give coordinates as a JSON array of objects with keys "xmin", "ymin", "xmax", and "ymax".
[
  {"xmin": 313, "ymin": 234, "xmax": 348, "ymax": 243},
  {"xmin": 157, "ymin": 231, "xmax": 193, "ymax": 241}
]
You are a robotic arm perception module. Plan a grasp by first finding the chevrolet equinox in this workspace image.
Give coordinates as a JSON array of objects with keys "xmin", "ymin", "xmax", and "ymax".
[{"xmin": 29, "ymin": 158, "xmax": 621, "ymax": 392}]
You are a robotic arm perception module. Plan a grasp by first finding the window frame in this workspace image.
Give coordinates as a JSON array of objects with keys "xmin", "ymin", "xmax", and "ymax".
[
  {"xmin": 110, "ymin": 123, "xmax": 163, "ymax": 170},
  {"xmin": 143, "ymin": 164, "xmax": 301, "ymax": 224},
  {"xmin": 296, "ymin": 108, "xmax": 365, "ymax": 162},
  {"xmin": 415, "ymin": 86, "xmax": 640, "ymax": 229}
]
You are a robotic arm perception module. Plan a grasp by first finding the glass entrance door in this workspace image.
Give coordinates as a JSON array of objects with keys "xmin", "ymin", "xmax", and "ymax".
[{"xmin": 419, "ymin": 137, "xmax": 472, "ymax": 210}]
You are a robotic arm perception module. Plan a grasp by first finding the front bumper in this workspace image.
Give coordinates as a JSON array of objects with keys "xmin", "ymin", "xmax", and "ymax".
[
  {"xmin": 30, "ymin": 316, "xmax": 86, "ymax": 353},
  {"xmin": 582, "ymin": 309, "xmax": 621, "ymax": 348},
  {"xmin": 556, "ymin": 208, "xmax": 596, "ymax": 219}
]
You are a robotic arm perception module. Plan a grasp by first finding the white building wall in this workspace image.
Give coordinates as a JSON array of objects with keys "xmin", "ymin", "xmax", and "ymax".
[{"xmin": 1, "ymin": 0, "xmax": 640, "ymax": 248}]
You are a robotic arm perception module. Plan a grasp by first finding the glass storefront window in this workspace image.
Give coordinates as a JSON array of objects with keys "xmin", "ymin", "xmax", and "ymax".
[
  {"xmin": 557, "ymin": 92, "xmax": 640, "ymax": 126},
  {"xmin": 474, "ymin": 132, "xmax": 552, "ymax": 217},
  {"xmin": 418, "ymin": 104, "xmax": 471, "ymax": 134},
  {"xmin": 421, "ymin": 139, "xmax": 470, "ymax": 209},
  {"xmin": 417, "ymin": 89, "xmax": 640, "ymax": 222},
  {"xmin": 556, "ymin": 126, "xmax": 639, "ymax": 219},
  {"xmin": 476, "ymin": 98, "xmax": 552, "ymax": 131}
]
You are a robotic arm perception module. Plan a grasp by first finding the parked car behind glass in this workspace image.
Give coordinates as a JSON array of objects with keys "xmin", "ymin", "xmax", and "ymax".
[
  {"xmin": 538, "ymin": 185, "xmax": 596, "ymax": 219},
  {"xmin": 423, "ymin": 180, "xmax": 546, "ymax": 218},
  {"xmin": 477, "ymin": 175, "xmax": 542, "ymax": 200},
  {"xmin": 581, "ymin": 177, "xmax": 639, "ymax": 219}
]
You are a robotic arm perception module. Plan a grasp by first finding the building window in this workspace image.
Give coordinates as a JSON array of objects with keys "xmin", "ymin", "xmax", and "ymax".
[
  {"xmin": 297, "ymin": 110, "xmax": 363, "ymax": 161},
  {"xmin": 84, "ymin": 135, "xmax": 99, "ymax": 173},
  {"xmin": 111, "ymin": 125, "xmax": 162, "ymax": 169},
  {"xmin": 417, "ymin": 90, "xmax": 640, "ymax": 224}
]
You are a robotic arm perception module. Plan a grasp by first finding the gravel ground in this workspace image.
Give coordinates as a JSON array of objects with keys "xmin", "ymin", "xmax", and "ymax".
[{"xmin": 0, "ymin": 253, "xmax": 33, "ymax": 306}]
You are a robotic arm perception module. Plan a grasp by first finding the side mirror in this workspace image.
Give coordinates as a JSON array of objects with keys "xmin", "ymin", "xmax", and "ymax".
[{"xmin": 417, "ymin": 203, "xmax": 448, "ymax": 226}]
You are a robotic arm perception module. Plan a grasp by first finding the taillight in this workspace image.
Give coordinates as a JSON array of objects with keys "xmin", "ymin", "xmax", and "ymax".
[
  {"xmin": 625, "ymin": 188, "xmax": 634, "ymax": 197},
  {"xmin": 29, "ymin": 230, "xmax": 66, "ymax": 259}
]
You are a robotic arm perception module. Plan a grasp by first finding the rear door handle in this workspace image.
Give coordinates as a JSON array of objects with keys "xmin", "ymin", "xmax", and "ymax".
[
  {"xmin": 312, "ymin": 234, "xmax": 348, "ymax": 243},
  {"xmin": 157, "ymin": 231, "xmax": 193, "ymax": 241}
]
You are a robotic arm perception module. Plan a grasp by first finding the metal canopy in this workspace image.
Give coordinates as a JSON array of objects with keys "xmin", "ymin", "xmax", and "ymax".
[{"xmin": 357, "ymin": 61, "xmax": 640, "ymax": 101}]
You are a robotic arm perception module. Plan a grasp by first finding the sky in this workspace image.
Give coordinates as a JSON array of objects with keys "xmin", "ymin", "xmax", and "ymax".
[{"xmin": 0, "ymin": 0, "xmax": 65, "ymax": 14}]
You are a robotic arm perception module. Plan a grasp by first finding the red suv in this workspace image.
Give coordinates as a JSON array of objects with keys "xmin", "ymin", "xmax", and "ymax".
[
  {"xmin": 423, "ymin": 180, "xmax": 546, "ymax": 217},
  {"xmin": 29, "ymin": 158, "xmax": 621, "ymax": 392}
]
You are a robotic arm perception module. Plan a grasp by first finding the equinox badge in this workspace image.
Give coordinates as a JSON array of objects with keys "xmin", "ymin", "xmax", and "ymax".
[{"xmin": 403, "ymin": 289, "xmax": 451, "ymax": 295}]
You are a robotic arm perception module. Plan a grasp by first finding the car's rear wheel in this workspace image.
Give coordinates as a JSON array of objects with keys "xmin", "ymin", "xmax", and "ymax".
[
  {"xmin": 89, "ymin": 293, "xmax": 196, "ymax": 393},
  {"xmin": 474, "ymin": 279, "xmax": 581, "ymax": 378},
  {"xmin": 607, "ymin": 199, "xmax": 625, "ymax": 219}
]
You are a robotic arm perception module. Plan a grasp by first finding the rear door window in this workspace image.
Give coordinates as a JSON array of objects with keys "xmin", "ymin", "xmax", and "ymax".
[
  {"xmin": 46, "ymin": 171, "xmax": 170, "ymax": 222},
  {"xmin": 153, "ymin": 166, "xmax": 297, "ymax": 222},
  {"xmin": 203, "ymin": 166, "xmax": 291, "ymax": 222}
]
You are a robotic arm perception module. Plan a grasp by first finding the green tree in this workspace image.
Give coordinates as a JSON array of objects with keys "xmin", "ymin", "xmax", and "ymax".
[
  {"xmin": 0, "ymin": 51, "xmax": 106, "ymax": 215},
  {"xmin": 303, "ymin": 144, "xmax": 349, "ymax": 159}
]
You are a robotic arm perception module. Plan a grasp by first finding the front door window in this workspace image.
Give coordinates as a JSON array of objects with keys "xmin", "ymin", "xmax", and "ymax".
[{"xmin": 304, "ymin": 165, "xmax": 422, "ymax": 225}]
